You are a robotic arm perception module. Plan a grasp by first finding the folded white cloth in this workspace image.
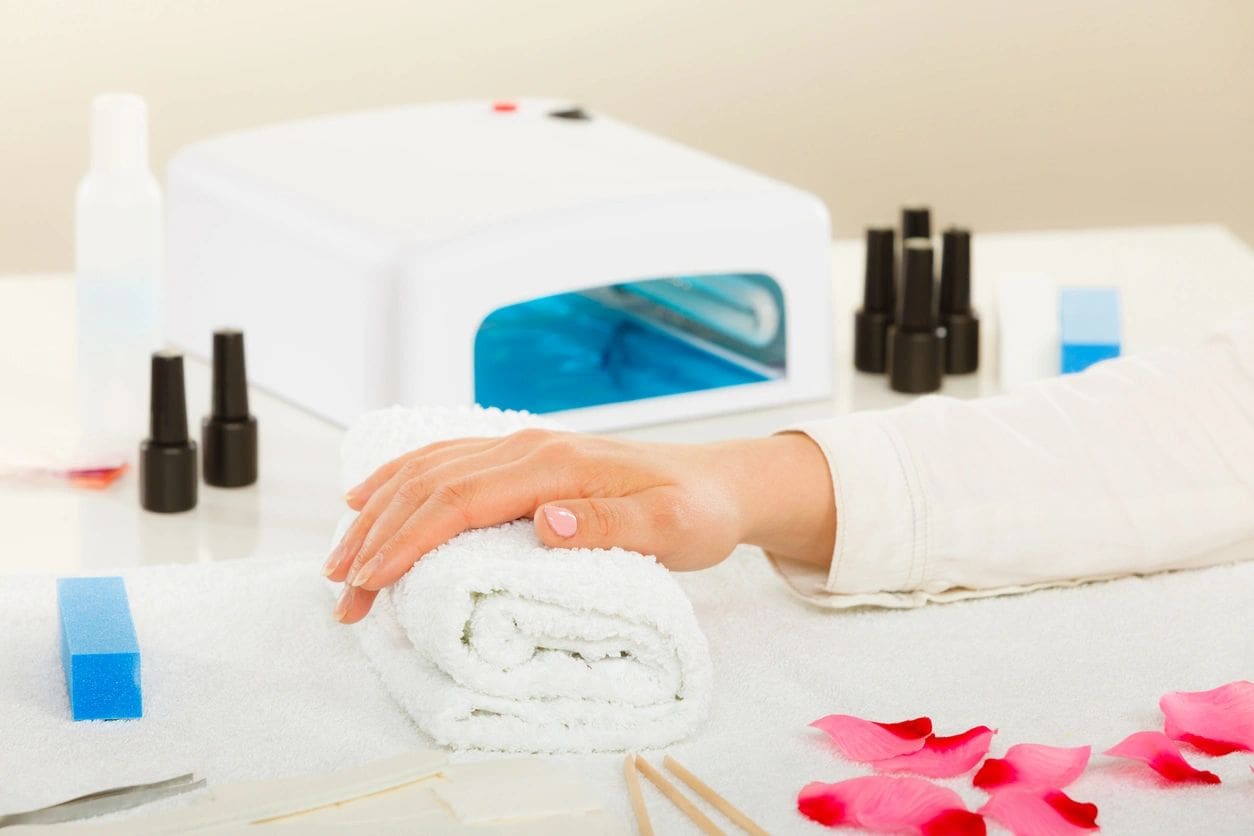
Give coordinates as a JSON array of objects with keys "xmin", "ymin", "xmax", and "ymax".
[{"xmin": 337, "ymin": 406, "xmax": 712, "ymax": 753}]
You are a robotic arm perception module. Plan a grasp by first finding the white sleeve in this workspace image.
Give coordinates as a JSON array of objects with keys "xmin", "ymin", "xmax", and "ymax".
[{"xmin": 770, "ymin": 309, "xmax": 1254, "ymax": 609}]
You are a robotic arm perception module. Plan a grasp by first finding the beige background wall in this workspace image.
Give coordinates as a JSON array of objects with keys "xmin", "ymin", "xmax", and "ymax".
[{"xmin": 1, "ymin": 0, "xmax": 1252, "ymax": 272}]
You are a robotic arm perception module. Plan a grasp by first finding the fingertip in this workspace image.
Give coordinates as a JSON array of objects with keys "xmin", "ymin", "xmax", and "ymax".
[
  {"xmin": 355, "ymin": 554, "xmax": 408, "ymax": 592},
  {"xmin": 335, "ymin": 586, "xmax": 378, "ymax": 624},
  {"xmin": 333, "ymin": 585, "xmax": 354, "ymax": 622}
]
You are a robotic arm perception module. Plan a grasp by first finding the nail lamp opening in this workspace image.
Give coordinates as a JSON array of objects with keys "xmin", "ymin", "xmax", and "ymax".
[{"xmin": 165, "ymin": 99, "xmax": 831, "ymax": 430}]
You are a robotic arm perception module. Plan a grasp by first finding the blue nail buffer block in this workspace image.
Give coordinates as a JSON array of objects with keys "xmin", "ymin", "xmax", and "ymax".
[
  {"xmin": 1060, "ymin": 287, "xmax": 1122, "ymax": 374},
  {"xmin": 57, "ymin": 576, "xmax": 142, "ymax": 721}
]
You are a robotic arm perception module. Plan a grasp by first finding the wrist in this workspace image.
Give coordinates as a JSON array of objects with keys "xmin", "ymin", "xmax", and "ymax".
[{"xmin": 723, "ymin": 434, "xmax": 836, "ymax": 567}]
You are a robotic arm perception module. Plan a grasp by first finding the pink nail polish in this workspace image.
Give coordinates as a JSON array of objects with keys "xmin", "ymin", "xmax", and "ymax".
[
  {"xmin": 333, "ymin": 586, "xmax": 353, "ymax": 621},
  {"xmin": 544, "ymin": 506, "xmax": 578, "ymax": 538}
]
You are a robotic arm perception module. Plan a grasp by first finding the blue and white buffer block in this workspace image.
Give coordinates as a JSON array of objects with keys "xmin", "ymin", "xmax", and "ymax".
[
  {"xmin": 57, "ymin": 576, "xmax": 143, "ymax": 720},
  {"xmin": 1059, "ymin": 287, "xmax": 1122, "ymax": 374}
]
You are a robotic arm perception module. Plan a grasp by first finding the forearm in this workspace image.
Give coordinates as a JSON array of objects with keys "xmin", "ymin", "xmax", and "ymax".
[{"xmin": 777, "ymin": 309, "xmax": 1254, "ymax": 604}]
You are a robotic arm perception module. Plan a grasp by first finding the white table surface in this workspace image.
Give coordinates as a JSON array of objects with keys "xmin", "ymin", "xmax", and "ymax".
[
  {"xmin": 2, "ymin": 224, "xmax": 1252, "ymax": 576},
  {"xmin": 2, "ymin": 225, "xmax": 1253, "ymax": 834}
]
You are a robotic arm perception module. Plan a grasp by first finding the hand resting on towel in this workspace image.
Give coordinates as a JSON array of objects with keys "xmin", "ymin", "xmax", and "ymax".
[{"xmin": 324, "ymin": 429, "xmax": 836, "ymax": 624}]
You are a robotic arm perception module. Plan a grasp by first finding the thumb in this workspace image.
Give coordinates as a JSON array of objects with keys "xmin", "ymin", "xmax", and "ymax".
[{"xmin": 535, "ymin": 492, "xmax": 674, "ymax": 557}]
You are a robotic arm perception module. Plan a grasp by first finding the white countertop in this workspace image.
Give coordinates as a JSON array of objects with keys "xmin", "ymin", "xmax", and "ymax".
[
  {"xmin": 1, "ymin": 224, "xmax": 1252, "ymax": 576},
  {"xmin": 3, "ymin": 225, "xmax": 1253, "ymax": 835}
]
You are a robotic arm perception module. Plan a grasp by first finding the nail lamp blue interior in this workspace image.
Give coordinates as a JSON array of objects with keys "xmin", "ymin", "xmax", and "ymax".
[{"xmin": 474, "ymin": 274, "xmax": 786, "ymax": 414}]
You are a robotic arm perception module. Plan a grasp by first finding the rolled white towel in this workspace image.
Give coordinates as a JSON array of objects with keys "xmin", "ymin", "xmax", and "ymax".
[{"xmin": 335, "ymin": 406, "xmax": 712, "ymax": 753}]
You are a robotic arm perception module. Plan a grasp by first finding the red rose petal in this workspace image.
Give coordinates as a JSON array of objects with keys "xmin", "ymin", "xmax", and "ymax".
[
  {"xmin": 798, "ymin": 776, "xmax": 983, "ymax": 834},
  {"xmin": 973, "ymin": 743, "xmax": 1090, "ymax": 791},
  {"xmin": 874, "ymin": 726, "xmax": 997, "ymax": 778},
  {"xmin": 810, "ymin": 714, "xmax": 934, "ymax": 761},
  {"xmin": 1104, "ymin": 731, "xmax": 1221, "ymax": 784},
  {"xmin": 1160, "ymin": 681, "xmax": 1254, "ymax": 755},
  {"xmin": 1044, "ymin": 790, "xmax": 1100, "ymax": 829},
  {"xmin": 922, "ymin": 808, "xmax": 988, "ymax": 836},
  {"xmin": 979, "ymin": 788, "xmax": 1100, "ymax": 835}
]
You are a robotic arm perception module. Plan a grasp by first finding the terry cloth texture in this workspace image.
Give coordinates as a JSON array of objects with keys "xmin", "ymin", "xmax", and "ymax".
[{"xmin": 335, "ymin": 406, "xmax": 712, "ymax": 752}]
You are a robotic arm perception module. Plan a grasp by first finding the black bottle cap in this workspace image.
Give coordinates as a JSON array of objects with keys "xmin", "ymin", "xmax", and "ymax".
[
  {"xmin": 940, "ymin": 228, "xmax": 980, "ymax": 374},
  {"xmin": 203, "ymin": 329, "xmax": 258, "ymax": 488},
  {"xmin": 901, "ymin": 205, "xmax": 931, "ymax": 242},
  {"xmin": 854, "ymin": 227, "xmax": 896, "ymax": 373},
  {"xmin": 888, "ymin": 240, "xmax": 943, "ymax": 393},
  {"xmin": 140, "ymin": 351, "xmax": 198, "ymax": 512},
  {"xmin": 898, "ymin": 239, "xmax": 936, "ymax": 331}
]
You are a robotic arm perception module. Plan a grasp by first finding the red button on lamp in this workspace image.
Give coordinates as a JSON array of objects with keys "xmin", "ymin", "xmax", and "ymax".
[{"xmin": 492, "ymin": 100, "xmax": 517, "ymax": 113}]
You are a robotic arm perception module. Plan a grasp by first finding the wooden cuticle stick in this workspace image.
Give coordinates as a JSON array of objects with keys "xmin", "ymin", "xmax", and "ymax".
[
  {"xmin": 663, "ymin": 755, "xmax": 769, "ymax": 836},
  {"xmin": 633, "ymin": 755, "xmax": 726, "ymax": 836},
  {"xmin": 624, "ymin": 753, "xmax": 654, "ymax": 836}
]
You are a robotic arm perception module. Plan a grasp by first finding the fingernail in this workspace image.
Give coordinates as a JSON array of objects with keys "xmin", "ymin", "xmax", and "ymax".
[
  {"xmin": 351, "ymin": 557, "xmax": 379, "ymax": 588},
  {"xmin": 544, "ymin": 505, "xmax": 578, "ymax": 538},
  {"xmin": 322, "ymin": 543, "xmax": 345, "ymax": 577},
  {"xmin": 333, "ymin": 586, "xmax": 353, "ymax": 621}
]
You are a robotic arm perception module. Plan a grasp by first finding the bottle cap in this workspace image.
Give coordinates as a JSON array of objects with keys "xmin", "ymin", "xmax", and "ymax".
[
  {"xmin": 203, "ymin": 329, "xmax": 258, "ymax": 488},
  {"xmin": 888, "ymin": 240, "xmax": 944, "ymax": 393},
  {"xmin": 940, "ymin": 227, "xmax": 980, "ymax": 374},
  {"xmin": 140, "ymin": 351, "xmax": 198, "ymax": 512},
  {"xmin": 901, "ymin": 205, "xmax": 931, "ymax": 242},
  {"xmin": 90, "ymin": 93, "xmax": 149, "ymax": 173},
  {"xmin": 854, "ymin": 227, "xmax": 896, "ymax": 373}
]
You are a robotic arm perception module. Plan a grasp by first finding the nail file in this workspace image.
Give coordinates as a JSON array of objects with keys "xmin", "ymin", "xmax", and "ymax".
[
  {"xmin": 431, "ymin": 759, "xmax": 603, "ymax": 824},
  {"xmin": 57, "ymin": 576, "xmax": 142, "ymax": 721},
  {"xmin": 1060, "ymin": 286, "xmax": 1122, "ymax": 374}
]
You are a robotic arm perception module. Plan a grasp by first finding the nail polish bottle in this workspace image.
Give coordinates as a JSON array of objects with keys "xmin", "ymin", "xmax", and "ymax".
[
  {"xmin": 887, "ymin": 240, "xmax": 944, "ymax": 394},
  {"xmin": 940, "ymin": 228, "xmax": 980, "ymax": 374},
  {"xmin": 202, "ymin": 329, "xmax": 258, "ymax": 487},
  {"xmin": 854, "ymin": 227, "xmax": 896, "ymax": 373},
  {"xmin": 140, "ymin": 351, "xmax": 198, "ymax": 512}
]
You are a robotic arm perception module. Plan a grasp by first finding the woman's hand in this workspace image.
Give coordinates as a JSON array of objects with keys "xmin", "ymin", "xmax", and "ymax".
[{"xmin": 323, "ymin": 429, "xmax": 835, "ymax": 623}]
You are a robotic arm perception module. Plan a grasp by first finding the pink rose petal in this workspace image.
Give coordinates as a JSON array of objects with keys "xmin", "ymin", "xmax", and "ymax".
[
  {"xmin": 873, "ymin": 726, "xmax": 997, "ymax": 778},
  {"xmin": 973, "ymin": 743, "xmax": 1091, "ymax": 791},
  {"xmin": 1104, "ymin": 731, "xmax": 1221, "ymax": 784},
  {"xmin": 798, "ymin": 776, "xmax": 986, "ymax": 835},
  {"xmin": 1160, "ymin": 681, "xmax": 1254, "ymax": 755},
  {"xmin": 810, "ymin": 714, "xmax": 934, "ymax": 761},
  {"xmin": 979, "ymin": 788, "xmax": 1100, "ymax": 835}
]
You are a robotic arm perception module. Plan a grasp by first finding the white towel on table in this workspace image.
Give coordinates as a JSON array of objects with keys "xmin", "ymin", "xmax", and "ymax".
[{"xmin": 336, "ymin": 406, "xmax": 712, "ymax": 753}]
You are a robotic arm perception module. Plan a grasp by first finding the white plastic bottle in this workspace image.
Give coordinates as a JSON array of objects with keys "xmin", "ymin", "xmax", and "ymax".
[{"xmin": 76, "ymin": 93, "xmax": 163, "ymax": 463}]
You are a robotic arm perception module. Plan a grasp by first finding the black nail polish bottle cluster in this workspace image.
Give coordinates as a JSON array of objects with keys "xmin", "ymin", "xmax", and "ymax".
[
  {"xmin": 140, "ymin": 329, "xmax": 258, "ymax": 513},
  {"xmin": 853, "ymin": 205, "xmax": 980, "ymax": 393}
]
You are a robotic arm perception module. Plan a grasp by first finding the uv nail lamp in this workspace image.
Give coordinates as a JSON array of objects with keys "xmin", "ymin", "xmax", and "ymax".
[{"xmin": 165, "ymin": 99, "xmax": 832, "ymax": 430}]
